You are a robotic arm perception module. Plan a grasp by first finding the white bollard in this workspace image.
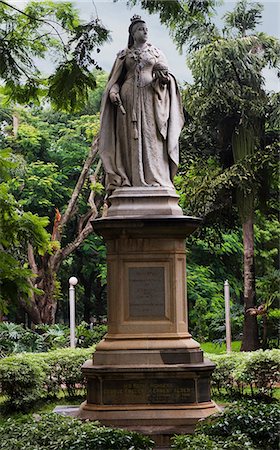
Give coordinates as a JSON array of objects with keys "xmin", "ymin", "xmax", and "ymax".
[
  {"xmin": 69, "ymin": 277, "xmax": 78, "ymax": 348},
  {"xmin": 224, "ymin": 280, "xmax": 232, "ymax": 353}
]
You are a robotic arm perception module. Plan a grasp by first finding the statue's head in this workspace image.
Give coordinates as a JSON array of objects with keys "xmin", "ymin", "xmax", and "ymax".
[{"xmin": 128, "ymin": 15, "xmax": 147, "ymax": 47}]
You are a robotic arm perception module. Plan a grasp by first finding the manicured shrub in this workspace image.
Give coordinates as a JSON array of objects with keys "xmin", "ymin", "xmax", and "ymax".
[
  {"xmin": 198, "ymin": 400, "xmax": 279, "ymax": 450},
  {"xmin": 0, "ymin": 354, "xmax": 47, "ymax": 409},
  {"xmin": 172, "ymin": 401, "xmax": 279, "ymax": 450},
  {"xmin": 208, "ymin": 349, "xmax": 280, "ymax": 398},
  {"xmin": 235, "ymin": 349, "xmax": 280, "ymax": 396},
  {"xmin": 171, "ymin": 432, "xmax": 256, "ymax": 449},
  {"xmin": 0, "ymin": 413, "xmax": 154, "ymax": 449},
  {"xmin": 39, "ymin": 348, "xmax": 92, "ymax": 397},
  {"xmin": 0, "ymin": 348, "xmax": 92, "ymax": 409}
]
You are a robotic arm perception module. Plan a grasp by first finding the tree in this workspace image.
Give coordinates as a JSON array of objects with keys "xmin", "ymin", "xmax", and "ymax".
[
  {"xmin": 0, "ymin": 1, "xmax": 110, "ymax": 323},
  {"xmin": 0, "ymin": 0, "xmax": 110, "ymax": 110},
  {"xmin": 0, "ymin": 150, "xmax": 50, "ymax": 320},
  {"xmin": 127, "ymin": 0, "xmax": 220, "ymax": 51},
  {"xmin": 178, "ymin": 0, "xmax": 279, "ymax": 350},
  {"xmin": 1, "ymin": 102, "xmax": 104, "ymax": 324}
]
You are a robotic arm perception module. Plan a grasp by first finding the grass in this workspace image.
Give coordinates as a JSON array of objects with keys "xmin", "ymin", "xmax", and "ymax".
[
  {"xmin": 201, "ymin": 340, "xmax": 241, "ymax": 354},
  {"xmin": 0, "ymin": 394, "xmax": 85, "ymax": 423}
]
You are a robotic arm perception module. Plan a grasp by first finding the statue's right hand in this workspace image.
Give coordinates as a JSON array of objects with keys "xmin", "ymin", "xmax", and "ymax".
[{"xmin": 109, "ymin": 91, "xmax": 119, "ymax": 105}]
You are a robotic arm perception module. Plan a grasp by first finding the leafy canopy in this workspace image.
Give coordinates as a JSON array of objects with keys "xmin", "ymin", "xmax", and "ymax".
[{"xmin": 0, "ymin": 0, "xmax": 110, "ymax": 110}]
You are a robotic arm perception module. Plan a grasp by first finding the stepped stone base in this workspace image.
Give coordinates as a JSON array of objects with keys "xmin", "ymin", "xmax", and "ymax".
[
  {"xmin": 106, "ymin": 186, "xmax": 183, "ymax": 217},
  {"xmin": 79, "ymin": 360, "xmax": 219, "ymax": 447},
  {"xmin": 78, "ymin": 200, "xmax": 219, "ymax": 446}
]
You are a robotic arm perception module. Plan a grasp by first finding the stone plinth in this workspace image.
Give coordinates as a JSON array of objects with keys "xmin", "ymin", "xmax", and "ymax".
[
  {"xmin": 107, "ymin": 187, "xmax": 183, "ymax": 218},
  {"xmin": 79, "ymin": 216, "xmax": 219, "ymax": 445}
]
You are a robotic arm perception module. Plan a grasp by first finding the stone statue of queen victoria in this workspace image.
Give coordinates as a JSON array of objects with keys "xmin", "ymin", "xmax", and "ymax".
[{"xmin": 99, "ymin": 15, "xmax": 185, "ymax": 195}]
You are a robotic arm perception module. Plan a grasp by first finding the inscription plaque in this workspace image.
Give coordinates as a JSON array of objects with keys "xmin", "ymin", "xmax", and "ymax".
[
  {"xmin": 103, "ymin": 379, "xmax": 196, "ymax": 405},
  {"xmin": 128, "ymin": 267, "xmax": 165, "ymax": 317}
]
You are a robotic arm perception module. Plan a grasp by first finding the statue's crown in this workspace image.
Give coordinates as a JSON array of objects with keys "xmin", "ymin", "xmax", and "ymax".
[{"xmin": 130, "ymin": 14, "xmax": 142, "ymax": 24}]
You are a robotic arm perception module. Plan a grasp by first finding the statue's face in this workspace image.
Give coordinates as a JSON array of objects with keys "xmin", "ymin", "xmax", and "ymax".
[{"xmin": 133, "ymin": 23, "xmax": 148, "ymax": 44}]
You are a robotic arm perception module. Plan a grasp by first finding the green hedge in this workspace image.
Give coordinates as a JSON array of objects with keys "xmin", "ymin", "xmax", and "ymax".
[
  {"xmin": 171, "ymin": 401, "xmax": 279, "ymax": 450},
  {"xmin": 0, "ymin": 348, "xmax": 92, "ymax": 410},
  {"xmin": 209, "ymin": 349, "xmax": 280, "ymax": 397},
  {"xmin": 0, "ymin": 348, "xmax": 279, "ymax": 411},
  {"xmin": 172, "ymin": 432, "xmax": 256, "ymax": 449},
  {"xmin": 0, "ymin": 413, "xmax": 154, "ymax": 449}
]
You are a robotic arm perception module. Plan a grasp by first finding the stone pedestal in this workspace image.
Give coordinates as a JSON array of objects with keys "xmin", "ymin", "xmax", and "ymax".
[
  {"xmin": 79, "ymin": 202, "xmax": 219, "ymax": 445},
  {"xmin": 107, "ymin": 187, "xmax": 183, "ymax": 217}
]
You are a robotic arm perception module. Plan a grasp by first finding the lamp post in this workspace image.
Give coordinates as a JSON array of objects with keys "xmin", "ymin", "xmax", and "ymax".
[
  {"xmin": 224, "ymin": 280, "xmax": 232, "ymax": 353},
  {"xmin": 69, "ymin": 276, "xmax": 78, "ymax": 348}
]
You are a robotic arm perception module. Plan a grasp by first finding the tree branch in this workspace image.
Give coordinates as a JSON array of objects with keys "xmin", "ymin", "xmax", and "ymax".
[
  {"xmin": 58, "ymin": 216, "xmax": 97, "ymax": 263},
  {"xmin": 0, "ymin": 0, "xmax": 67, "ymax": 51},
  {"xmin": 59, "ymin": 135, "xmax": 99, "ymax": 233},
  {"xmin": 27, "ymin": 242, "xmax": 38, "ymax": 275}
]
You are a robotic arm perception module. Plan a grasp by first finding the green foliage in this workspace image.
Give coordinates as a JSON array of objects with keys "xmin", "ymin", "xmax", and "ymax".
[
  {"xmin": 0, "ymin": 1, "xmax": 110, "ymax": 109},
  {"xmin": 12, "ymin": 161, "xmax": 70, "ymax": 217},
  {"xmin": 34, "ymin": 324, "xmax": 69, "ymax": 350},
  {"xmin": 0, "ymin": 322, "xmax": 107, "ymax": 357},
  {"xmin": 0, "ymin": 348, "xmax": 92, "ymax": 409},
  {"xmin": 209, "ymin": 350, "xmax": 280, "ymax": 397},
  {"xmin": 198, "ymin": 400, "xmax": 280, "ymax": 450},
  {"xmin": 0, "ymin": 413, "xmax": 154, "ymax": 449},
  {"xmin": 187, "ymin": 264, "xmax": 225, "ymax": 341},
  {"xmin": 40, "ymin": 348, "xmax": 91, "ymax": 397},
  {"xmin": 183, "ymin": 229, "xmax": 244, "ymax": 342},
  {"xmin": 201, "ymin": 341, "xmax": 241, "ymax": 354},
  {"xmin": 76, "ymin": 322, "xmax": 107, "ymax": 348},
  {"xmin": 128, "ymin": 0, "xmax": 219, "ymax": 51},
  {"xmin": 172, "ymin": 400, "xmax": 279, "ymax": 449},
  {"xmin": 224, "ymin": 0, "xmax": 263, "ymax": 35},
  {"xmin": 48, "ymin": 61, "xmax": 97, "ymax": 112},
  {"xmin": 209, "ymin": 353, "xmax": 248, "ymax": 396},
  {"xmin": 172, "ymin": 432, "xmax": 256, "ymax": 449},
  {"xmin": 236, "ymin": 349, "xmax": 280, "ymax": 396},
  {"xmin": 0, "ymin": 354, "xmax": 47, "ymax": 409},
  {"xmin": 9, "ymin": 122, "xmax": 49, "ymax": 161},
  {"xmin": 0, "ymin": 150, "xmax": 50, "ymax": 307},
  {"xmin": 0, "ymin": 322, "xmax": 45, "ymax": 356}
]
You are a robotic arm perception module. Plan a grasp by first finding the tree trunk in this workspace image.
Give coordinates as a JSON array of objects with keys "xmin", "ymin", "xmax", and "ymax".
[
  {"xmin": 262, "ymin": 314, "xmax": 268, "ymax": 349},
  {"xmin": 18, "ymin": 291, "xmax": 42, "ymax": 325},
  {"xmin": 36, "ymin": 269, "xmax": 57, "ymax": 324},
  {"xmin": 232, "ymin": 125, "xmax": 261, "ymax": 351},
  {"xmin": 240, "ymin": 217, "xmax": 260, "ymax": 351}
]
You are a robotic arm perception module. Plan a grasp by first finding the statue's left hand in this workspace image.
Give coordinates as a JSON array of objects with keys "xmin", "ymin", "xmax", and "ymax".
[{"xmin": 154, "ymin": 69, "xmax": 170, "ymax": 85}]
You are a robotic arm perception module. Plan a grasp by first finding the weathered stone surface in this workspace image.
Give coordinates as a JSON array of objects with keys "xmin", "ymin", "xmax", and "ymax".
[
  {"xmin": 78, "ymin": 19, "xmax": 218, "ymax": 446},
  {"xmin": 78, "ymin": 217, "xmax": 219, "ymax": 445},
  {"xmin": 98, "ymin": 17, "xmax": 184, "ymax": 194},
  {"xmin": 106, "ymin": 187, "xmax": 183, "ymax": 217}
]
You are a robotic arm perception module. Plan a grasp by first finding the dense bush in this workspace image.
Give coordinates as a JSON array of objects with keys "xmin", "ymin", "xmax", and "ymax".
[
  {"xmin": 0, "ymin": 322, "xmax": 107, "ymax": 357},
  {"xmin": 41, "ymin": 348, "xmax": 92, "ymax": 397},
  {"xmin": 1, "ymin": 348, "xmax": 279, "ymax": 411},
  {"xmin": 75, "ymin": 322, "xmax": 107, "ymax": 348},
  {"xmin": 0, "ymin": 413, "xmax": 154, "ymax": 449},
  {"xmin": 236, "ymin": 349, "xmax": 280, "ymax": 397},
  {"xmin": 0, "ymin": 322, "xmax": 45, "ymax": 356},
  {"xmin": 172, "ymin": 432, "xmax": 256, "ymax": 449},
  {"xmin": 172, "ymin": 401, "xmax": 279, "ymax": 450},
  {"xmin": 199, "ymin": 401, "xmax": 279, "ymax": 449},
  {"xmin": 0, "ymin": 354, "xmax": 47, "ymax": 409},
  {"xmin": 209, "ymin": 349, "xmax": 280, "ymax": 397},
  {"xmin": 0, "ymin": 348, "xmax": 92, "ymax": 409}
]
